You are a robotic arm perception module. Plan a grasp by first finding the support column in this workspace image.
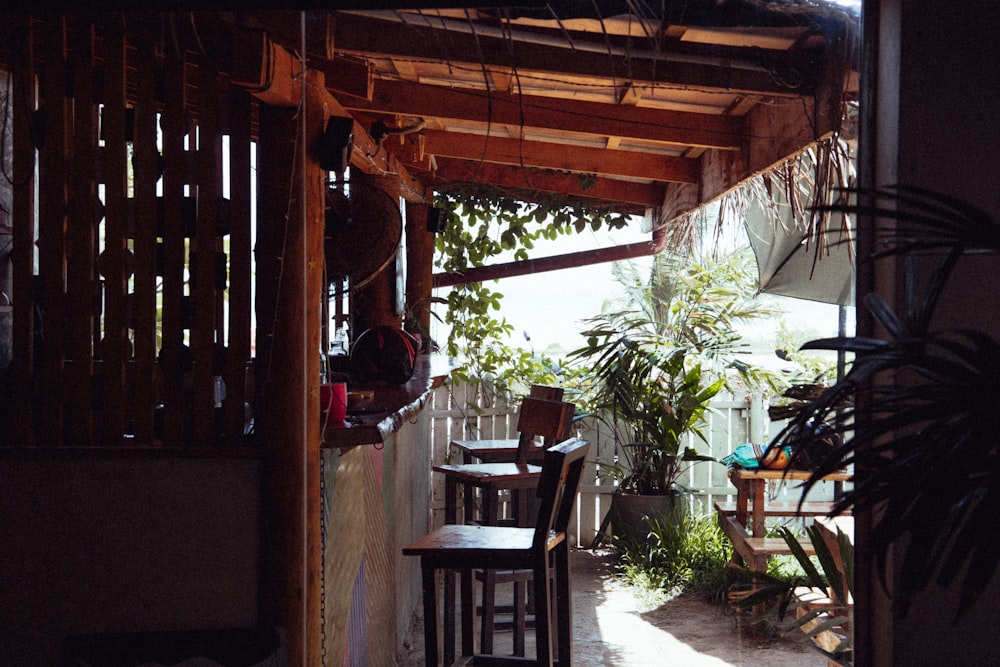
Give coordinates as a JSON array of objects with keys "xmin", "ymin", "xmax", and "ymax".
[
  {"xmin": 254, "ymin": 71, "xmax": 327, "ymax": 665},
  {"xmin": 404, "ymin": 195, "xmax": 437, "ymax": 352},
  {"xmin": 350, "ymin": 172, "xmax": 403, "ymax": 336}
]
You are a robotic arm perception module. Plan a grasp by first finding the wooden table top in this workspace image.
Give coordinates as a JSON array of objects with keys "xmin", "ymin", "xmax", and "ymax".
[
  {"xmin": 432, "ymin": 462, "xmax": 542, "ymax": 485},
  {"xmin": 730, "ymin": 467, "xmax": 852, "ymax": 482}
]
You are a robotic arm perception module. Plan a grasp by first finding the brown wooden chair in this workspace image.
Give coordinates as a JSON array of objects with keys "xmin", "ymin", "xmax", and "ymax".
[
  {"xmin": 449, "ymin": 384, "xmax": 565, "ymax": 465},
  {"xmin": 434, "ymin": 394, "xmax": 575, "ymax": 657},
  {"xmin": 404, "ymin": 437, "xmax": 590, "ymax": 667}
]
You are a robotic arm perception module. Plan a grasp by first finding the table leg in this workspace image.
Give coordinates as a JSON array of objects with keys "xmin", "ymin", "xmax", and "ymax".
[
  {"xmin": 461, "ymin": 568, "xmax": 475, "ymax": 657},
  {"xmin": 752, "ymin": 479, "xmax": 766, "ymax": 537},
  {"xmin": 421, "ymin": 564, "xmax": 440, "ymax": 666},
  {"xmin": 480, "ymin": 486, "xmax": 499, "ymax": 655},
  {"xmin": 735, "ymin": 478, "xmax": 750, "ymax": 527},
  {"xmin": 444, "ymin": 476, "xmax": 458, "ymax": 662}
]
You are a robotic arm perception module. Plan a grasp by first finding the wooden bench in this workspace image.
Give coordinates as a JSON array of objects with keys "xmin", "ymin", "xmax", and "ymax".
[
  {"xmin": 714, "ymin": 500, "xmax": 843, "ymax": 518},
  {"xmin": 716, "ymin": 468, "xmax": 852, "ymax": 619},
  {"xmin": 715, "ymin": 507, "xmax": 817, "ymax": 572}
]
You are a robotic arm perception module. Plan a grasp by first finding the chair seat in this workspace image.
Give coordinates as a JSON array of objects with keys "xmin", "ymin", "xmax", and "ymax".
[
  {"xmin": 433, "ymin": 462, "xmax": 542, "ymax": 487},
  {"xmin": 403, "ymin": 524, "xmax": 536, "ymax": 564},
  {"xmin": 451, "ymin": 439, "xmax": 546, "ymax": 463}
]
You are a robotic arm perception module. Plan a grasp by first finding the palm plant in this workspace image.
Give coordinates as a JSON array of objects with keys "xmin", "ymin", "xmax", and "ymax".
[
  {"xmin": 729, "ymin": 524, "xmax": 854, "ymax": 665},
  {"xmin": 570, "ymin": 249, "xmax": 779, "ymax": 497},
  {"xmin": 771, "ymin": 186, "xmax": 1000, "ymax": 620}
]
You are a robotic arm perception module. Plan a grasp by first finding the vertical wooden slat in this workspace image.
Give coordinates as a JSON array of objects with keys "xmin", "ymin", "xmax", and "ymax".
[
  {"xmin": 36, "ymin": 16, "xmax": 69, "ymax": 445},
  {"xmin": 225, "ymin": 87, "xmax": 252, "ymax": 447},
  {"xmin": 98, "ymin": 16, "xmax": 128, "ymax": 444},
  {"xmin": 193, "ymin": 54, "xmax": 219, "ymax": 445},
  {"xmin": 65, "ymin": 16, "xmax": 98, "ymax": 445},
  {"xmin": 131, "ymin": 15, "xmax": 160, "ymax": 444},
  {"xmin": 10, "ymin": 16, "xmax": 36, "ymax": 445},
  {"xmin": 160, "ymin": 46, "xmax": 188, "ymax": 446}
]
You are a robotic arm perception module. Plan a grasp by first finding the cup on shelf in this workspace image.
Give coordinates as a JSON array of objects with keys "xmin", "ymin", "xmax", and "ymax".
[{"xmin": 320, "ymin": 381, "xmax": 348, "ymax": 429}]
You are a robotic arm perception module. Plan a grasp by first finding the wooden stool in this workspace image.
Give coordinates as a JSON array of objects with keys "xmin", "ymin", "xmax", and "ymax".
[{"xmin": 404, "ymin": 438, "xmax": 589, "ymax": 666}]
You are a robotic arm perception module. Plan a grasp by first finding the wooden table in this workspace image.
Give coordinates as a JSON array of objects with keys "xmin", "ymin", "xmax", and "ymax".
[
  {"xmin": 433, "ymin": 461, "xmax": 544, "ymax": 662},
  {"xmin": 716, "ymin": 467, "xmax": 852, "ymax": 573},
  {"xmin": 729, "ymin": 467, "xmax": 851, "ymax": 537}
]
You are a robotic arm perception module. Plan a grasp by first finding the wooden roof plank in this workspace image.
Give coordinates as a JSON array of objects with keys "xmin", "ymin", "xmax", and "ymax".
[
  {"xmin": 420, "ymin": 129, "xmax": 697, "ymax": 183},
  {"xmin": 336, "ymin": 78, "xmax": 743, "ymax": 151},
  {"xmin": 332, "ymin": 12, "xmax": 818, "ymax": 97},
  {"xmin": 429, "ymin": 157, "xmax": 663, "ymax": 209}
]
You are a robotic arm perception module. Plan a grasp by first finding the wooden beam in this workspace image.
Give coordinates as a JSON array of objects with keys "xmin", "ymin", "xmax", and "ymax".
[
  {"xmin": 313, "ymin": 55, "xmax": 373, "ymax": 100},
  {"xmin": 229, "ymin": 25, "xmax": 426, "ymax": 201},
  {"xmin": 433, "ymin": 236, "xmax": 667, "ymax": 289},
  {"xmin": 420, "ymin": 130, "xmax": 698, "ymax": 183},
  {"xmin": 337, "ymin": 78, "xmax": 744, "ymax": 151},
  {"xmin": 332, "ymin": 12, "xmax": 816, "ymax": 97},
  {"xmin": 428, "ymin": 157, "xmax": 663, "ymax": 209}
]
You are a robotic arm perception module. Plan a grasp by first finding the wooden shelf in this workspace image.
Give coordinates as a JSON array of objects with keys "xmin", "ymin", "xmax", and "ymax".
[{"xmin": 320, "ymin": 354, "xmax": 458, "ymax": 449}]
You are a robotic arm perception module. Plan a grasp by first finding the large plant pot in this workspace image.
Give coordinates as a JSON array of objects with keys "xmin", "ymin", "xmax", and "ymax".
[{"xmin": 610, "ymin": 492, "xmax": 683, "ymax": 544}]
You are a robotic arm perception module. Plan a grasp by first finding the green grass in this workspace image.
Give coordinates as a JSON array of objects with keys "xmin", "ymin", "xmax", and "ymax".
[{"xmin": 612, "ymin": 511, "xmax": 733, "ymax": 604}]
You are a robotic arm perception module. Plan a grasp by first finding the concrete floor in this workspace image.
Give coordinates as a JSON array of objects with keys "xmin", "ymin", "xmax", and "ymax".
[{"xmin": 398, "ymin": 548, "xmax": 829, "ymax": 666}]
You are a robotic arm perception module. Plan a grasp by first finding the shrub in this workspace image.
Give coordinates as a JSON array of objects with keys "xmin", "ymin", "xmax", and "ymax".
[{"xmin": 613, "ymin": 511, "xmax": 732, "ymax": 602}]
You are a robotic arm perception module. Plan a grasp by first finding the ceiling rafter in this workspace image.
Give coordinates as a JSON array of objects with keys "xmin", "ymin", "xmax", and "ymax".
[
  {"xmin": 333, "ymin": 78, "xmax": 745, "ymax": 151},
  {"xmin": 426, "ymin": 158, "xmax": 663, "ymax": 210},
  {"xmin": 418, "ymin": 129, "xmax": 697, "ymax": 183}
]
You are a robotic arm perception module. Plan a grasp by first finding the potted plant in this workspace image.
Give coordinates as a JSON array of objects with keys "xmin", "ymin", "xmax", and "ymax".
[{"xmin": 570, "ymin": 250, "xmax": 778, "ymax": 543}]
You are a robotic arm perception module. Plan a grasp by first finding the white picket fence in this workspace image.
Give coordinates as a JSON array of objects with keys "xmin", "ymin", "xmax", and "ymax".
[{"xmin": 426, "ymin": 380, "xmax": 844, "ymax": 547}]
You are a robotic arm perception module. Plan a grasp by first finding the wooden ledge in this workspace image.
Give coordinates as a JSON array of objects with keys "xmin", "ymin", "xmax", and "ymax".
[
  {"xmin": 321, "ymin": 354, "xmax": 457, "ymax": 449},
  {"xmin": 714, "ymin": 501, "xmax": 849, "ymax": 517}
]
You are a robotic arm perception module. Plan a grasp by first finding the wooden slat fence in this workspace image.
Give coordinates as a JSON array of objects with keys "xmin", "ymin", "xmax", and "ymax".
[
  {"xmin": 429, "ymin": 381, "xmax": 845, "ymax": 547},
  {"xmin": 1, "ymin": 16, "xmax": 256, "ymax": 448}
]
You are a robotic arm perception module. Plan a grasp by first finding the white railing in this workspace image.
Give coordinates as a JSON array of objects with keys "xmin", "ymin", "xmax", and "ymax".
[{"xmin": 427, "ymin": 381, "xmax": 844, "ymax": 547}]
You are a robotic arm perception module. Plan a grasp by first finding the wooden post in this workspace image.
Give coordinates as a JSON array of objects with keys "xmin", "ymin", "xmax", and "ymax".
[
  {"xmin": 404, "ymin": 196, "xmax": 436, "ymax": 351},
  {"xmin": 255, "ymin": 72, "xmax": 327, "ymax": 665},
  {"xmin": 350, "ymin": 172, "xmax": 403, "ymax": 335}
]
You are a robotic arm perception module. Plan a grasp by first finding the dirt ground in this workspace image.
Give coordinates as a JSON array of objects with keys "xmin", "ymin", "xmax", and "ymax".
[{"xmin": 398, "ymin": 547, "xmax": 828, "ymax": 666}]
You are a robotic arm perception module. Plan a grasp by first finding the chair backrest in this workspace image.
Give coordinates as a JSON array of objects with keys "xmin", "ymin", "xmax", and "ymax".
[
  {"xmin": 532, "ymin": 437, "xmax": 590, "ymax": 551},
  {"xmin": 514, "ymin": 396, "xmax": 575, "ymax": 464},
  {"xmin": 529, "ymin": 384, "xmax": 564, "ymax": 402}
]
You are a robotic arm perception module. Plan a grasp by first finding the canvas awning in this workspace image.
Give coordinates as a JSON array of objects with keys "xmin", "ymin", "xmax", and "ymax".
[{"xmin": 744, "ymin": 196, "xmax": 855, "ymax": 307}]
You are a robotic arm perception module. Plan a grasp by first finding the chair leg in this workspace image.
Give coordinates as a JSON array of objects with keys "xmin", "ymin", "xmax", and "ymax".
[
  {"xmin": 480, "ymin": 569, "xmax": 496, "ymax": 655},
  {"xmin": 555, "ymin": 544, "xmax": 573, "ymax": 666},
  {"xmin": 421, "ymin": 564, "xmax": 440, "ymax": 666},
  {"xmin": 533, "ymin": 557, "xmax": 554, "ymax": 666},
  {"xmin": 513, "ymin": 579, "xmax": 526, "ymax": 656},
  {"xmin": 460, "ymin": 569, "xmax": 475, "ymax": 657}
]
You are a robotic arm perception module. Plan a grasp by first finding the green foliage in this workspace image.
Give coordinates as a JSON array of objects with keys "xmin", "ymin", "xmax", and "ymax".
[
  {"xmin": 727, "ymin": 525, "xmax": 854, "ymax": 665},
  {"xmin": 568, "ymin": 249, "xmax": 783, "ymax": 495},
  {"xmin": 774, "ymin": 186, "xmax": 1000, "ymax": 620},
  {"xmin": 614, "ymin": 511, "xmax": 733, "ymax": 602},
  {"xmin": 774, "ymin": 322, "xmax": 840, "ymax": 385},
  {"xmin": 430, "ymin": 188, "xmax": 630, "ymax": 401}
]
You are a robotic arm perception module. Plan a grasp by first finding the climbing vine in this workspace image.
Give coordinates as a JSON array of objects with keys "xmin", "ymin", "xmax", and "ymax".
[{"xmin": 431, "ymin": 185, "xmax": 633, "ymax": 400}]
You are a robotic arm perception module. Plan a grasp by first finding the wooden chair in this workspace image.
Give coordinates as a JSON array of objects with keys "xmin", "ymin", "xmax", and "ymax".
[
  {"xmin": 404, "ymin": 437, "xmax": 590, "ymax": 667},
  {"xmin": 434, "ymin": 395, "xmax": 575, "ymax": 657},
  {"xmin": 449, "ymin": 385, "xmax": 565, "ymax": 465}
]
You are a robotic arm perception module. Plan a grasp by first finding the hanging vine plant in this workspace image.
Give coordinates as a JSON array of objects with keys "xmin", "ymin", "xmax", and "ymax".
[{"xmin": 430, "ymin": 184, "xmax": 634, "ymax": 400}]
